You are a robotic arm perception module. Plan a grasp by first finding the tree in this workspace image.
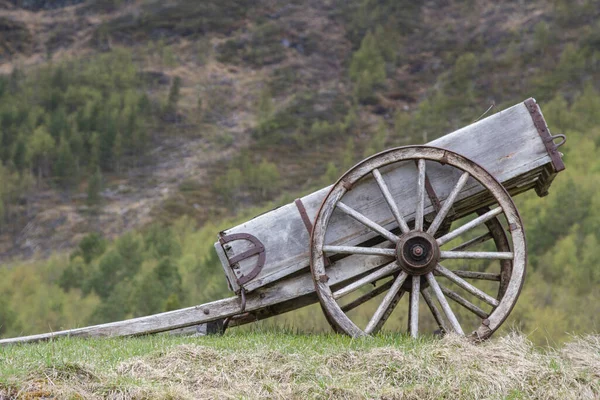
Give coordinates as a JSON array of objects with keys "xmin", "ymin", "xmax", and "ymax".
[
  {"xmin": 87, "ymin": 166, "xmax": 103, "ymax": 207},
  {"xmin": 250, "ymin": 158, "xmax": 281, "ymax": 199},
  {"xmin": 112, "ymin": 132, "xmax": 123, "ymax": 173},
  {"xmin": 349, "ymin": 32, "xmax": 386, "ymax": 103},
  {"xmin": 12, "ymin": 135, "xmax": 28, "ymax": 171},
  {"xmin": 29, "ymin": 126, "xmax": 55, "ymax": 182},
  {"xmin": 164, "ymin": 76, "xmax": 182, "ymax": 119},
  {"xmin": 54, "ymin": 135, "xmax": 77, "ymax": 189},
  {"xmin": 71, "ymin": 232, "xmax": 107, "ymax": 264},
  {"xmin": 363, "ymin": 119, "xmax": 388, "ymax": 158},
  {"xmin": 255, "ymin": 88, "xmax": 275, "ymax": 139}
]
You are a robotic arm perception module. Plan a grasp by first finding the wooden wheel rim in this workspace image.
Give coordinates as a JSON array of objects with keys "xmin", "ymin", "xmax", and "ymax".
[{"xmin": 310, "ymin": 146, "xmax": 526, "ymax": 339}]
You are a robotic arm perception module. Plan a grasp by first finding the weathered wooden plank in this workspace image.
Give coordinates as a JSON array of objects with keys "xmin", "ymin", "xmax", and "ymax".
[
  {"xmin": 0, "ymin": 242, "xmax": 393, "ymax": 345},
  {"xmin": 219, "ymin": 99, "xmax": 560, "ymax": 293}
]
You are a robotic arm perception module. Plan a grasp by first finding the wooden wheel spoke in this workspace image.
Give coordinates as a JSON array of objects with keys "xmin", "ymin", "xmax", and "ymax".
[
  {"xmin": 452, "ymin": 270, "xmax": 501, "ymax": 281},
  {"xmin": 409, "ymin": 276, "xmax": 420, "ymax": 338},
  {"xmin": 415, "ymin": 159, "xmax": 426, "ymax": 231},
  {"xmin": 435, "ymin": 264, "xmax": 499, "ymax": 307},
  {"xmin": 450, "ymin": 232, "xmax": 493, "ymax": 251},
  {"xmin": 341, "ymin": 281, "xmax": 394, "ymax": 313},
  {"xmin": 439, "ymin": 283, "xmax": 489, "ymax": 319},
  {"xmin": 322, "ymin": 245, "xmax": 396, "ymax": 257},
  {"xmin": 427, "ymin": 172, "xmax": 470, "ymax": 235},
  {"xmin": 371, "ymin": 288, "xmax": 405, "ymax": 334},
  {"xmin": 425, "ymin": 272, "xmax": 464, "ymax": 335},
  {"xmin": 365, "ymin": 272, "xmax": 408, "ymax": 334},
  {"xmin": 372, "ymin": 169, "xmax": 410, "ymax": 234},
  {"xmin": 333, "ymin": 261, "xmax": 400, "ymax": 300},
  {"xmin": 440, "ymin": 251, "xmax": 513, "ymax": 260},
  {"xmin": 437, "ymin": 206, "xmax": 503, "ymax": 246},
  {"xmin": 422, "ymin": 288, "xmax": 449, "ymax": 334},
  {"xmin": 337, "ymin": 202, "xmax": 400, "ymax": 243}
]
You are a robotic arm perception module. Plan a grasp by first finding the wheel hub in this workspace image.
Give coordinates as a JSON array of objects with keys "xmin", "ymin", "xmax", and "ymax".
[{"xmin": 396, "ymin": 231, "xmax": 440, "ymax": 276}]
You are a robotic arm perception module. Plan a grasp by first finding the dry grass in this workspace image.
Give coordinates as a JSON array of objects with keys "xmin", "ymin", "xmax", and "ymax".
[{"xmin": 0, "ymin": 331, "xmax": 598, "ymax": 399}]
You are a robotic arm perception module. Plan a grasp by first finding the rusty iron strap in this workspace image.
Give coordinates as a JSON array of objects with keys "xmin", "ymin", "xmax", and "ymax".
[
  {"xmin": 295, "ymin": 198, "xmax": 314, "ymax": 234},
  {"xmin": 294, "ymin": 198, "xmax": 331, "ymax": 266},
  {"xmin": 524, "ymin": 98, "xmax": 566, "ymax": 173},
  {"xmin": 219, "ymin": 233, "xmax": 266, "ymax": 286}
]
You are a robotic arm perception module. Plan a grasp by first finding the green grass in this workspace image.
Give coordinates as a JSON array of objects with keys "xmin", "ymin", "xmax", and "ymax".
[{"xmin": 1, "ymin": 331, "xmax": 598, "ymax": 399}]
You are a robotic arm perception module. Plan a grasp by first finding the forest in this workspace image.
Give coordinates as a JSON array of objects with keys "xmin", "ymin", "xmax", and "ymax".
[{"xmin": 0, "ymin": 0, "xmax": 599, "ymax": 345}]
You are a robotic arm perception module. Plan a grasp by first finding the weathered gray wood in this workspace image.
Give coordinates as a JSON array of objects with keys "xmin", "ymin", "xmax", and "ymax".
[
  {"xmin": 365, "ymin": 272, "xmax": 408, "ymax": 334},
  {"xmin": 409, "ymin": 276, "xmax": 420, "ymax": 338},
  {"xmin": 440, "ymin": 251, "xmax": 513, "ymax": 260},
  {"xmin": 340, "ymin": 281, "xmax": 394, "ymax": 313},
  {"xmin": 311, "ymin": 146, "xmax": 528, "ymax": 339},
  {"xmin": 426, "ymin": 272, "xmax": 464, "ymax": 335},
  {"xmin": 323, "ymin": 245, "xmax": 396, "ymax": 257},
  {"xmin": 450, "ymin": 232, "xmax": 493, "ymax": 251},
  {"xmin": 422, "ymin": 288, "xmax": 448, "ymax": 333},
  {"xmin": 440, "ymin": 284, "xmax": 489, "ymax": 319},
  {"xmin": 415, "ymin": 159, "xmax": 426, "ymax": 231},
  {"xmin": 333, "ymin": 260, "xmax": 399, "ymax": 299},
  {"xmin": 337, "ymin": 202, "xmax": 399, "ymax": 243},
  {"xmin": 372, "ymin": 168, "xmax": 410, "ymax": 233},
  {"xmin": 451, "ymin": 270, "xmax": 501, "ymax": 281},
  {"xmin": 427, "ymin": 172, "xmax": 470, "ymax": 235},
  {"xmin": 370, "ymin": 288, "xmax": 405, "ymax": 333},
  {"xmin": 435, "ymin": 264, "xmax": 499, "ymax": 307},
  {"xmin": 219, "ymin": 100, "xmax": 555, "ymax": 293},
  {"xmin": 0, "ymin": 241, "xmax": 395, "ymax": 345},
  {"xmin": 437, "ymin": 207, "xmax": 503, "ymax": 246}
]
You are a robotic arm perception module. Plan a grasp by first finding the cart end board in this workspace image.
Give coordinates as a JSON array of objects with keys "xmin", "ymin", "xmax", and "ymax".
[{"xmin": 217, "ymin": 98, "xmax": 565, "ymax": 293}]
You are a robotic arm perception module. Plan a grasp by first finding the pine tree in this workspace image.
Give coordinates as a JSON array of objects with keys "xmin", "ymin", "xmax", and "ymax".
[
  {"xmin": 349, "ymin": 32, "xmax": 386, "ymax": 103},
  {"xmin": 87, "ymin": 166, "xmax": 103, "ymax": 207},
  {"xmin": 54, "ymin": 135, "xmax": 77, "ymax": 189},
  {"xmin": 112, "ymin": 132, "xmax": 123, "ymax": 173},
  {"xmin": 164, "ymin": 76, "xmax": 182, "ymax": 119}
]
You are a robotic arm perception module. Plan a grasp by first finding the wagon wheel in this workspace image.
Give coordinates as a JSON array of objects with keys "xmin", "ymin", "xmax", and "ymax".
[{"xmin": 310, "ymin": 146, "xmax": 526, "ymax": 340}]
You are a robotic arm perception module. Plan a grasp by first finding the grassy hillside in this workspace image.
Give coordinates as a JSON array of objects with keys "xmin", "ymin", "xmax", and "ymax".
[
  {"xmin": 0, "ymin": 0, "xmax": 600, "ymax": 346},
  {"xmin": 0, "ymin": 332, "xmax": 598, "ymax": 399}
]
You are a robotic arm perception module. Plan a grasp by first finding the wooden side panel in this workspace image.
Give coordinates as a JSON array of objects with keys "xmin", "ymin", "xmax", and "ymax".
[{"xmin": 218, "ymin": 100, "xmax": 558, "ymax": 292}]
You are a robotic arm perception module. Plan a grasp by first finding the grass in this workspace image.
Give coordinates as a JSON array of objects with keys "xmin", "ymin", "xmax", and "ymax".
[{"xmin": 0, "ymin": 330, "xmax": 598, "ymax": 399}]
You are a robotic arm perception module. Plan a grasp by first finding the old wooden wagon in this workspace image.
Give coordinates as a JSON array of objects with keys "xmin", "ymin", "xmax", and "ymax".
[{"xmin": 0, "ymin": 98, "xmax": 566, "ymax": 345}]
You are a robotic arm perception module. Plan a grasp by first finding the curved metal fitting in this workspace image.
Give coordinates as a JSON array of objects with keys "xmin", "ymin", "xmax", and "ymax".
[
  {"xmin": 219, "ymin": 233, "xmax": 266, "ymax": 286},
  {"xmin": 551, "ymin": 134, "xmax": 566, "ymax": 148}
]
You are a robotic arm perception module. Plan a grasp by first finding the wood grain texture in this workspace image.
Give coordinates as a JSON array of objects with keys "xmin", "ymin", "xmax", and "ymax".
[{"xmin": 218, "ymin": 100, "xmax": 555, "ymax": 293}]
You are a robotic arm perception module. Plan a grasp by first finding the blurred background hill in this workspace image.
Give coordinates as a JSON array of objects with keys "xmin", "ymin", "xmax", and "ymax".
[{"xmin": 0, "ymin": 0, "xmax": 599, "ymax": 344}]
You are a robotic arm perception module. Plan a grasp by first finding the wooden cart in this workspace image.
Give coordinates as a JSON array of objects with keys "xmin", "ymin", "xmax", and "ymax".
[{"xmin": 0, "ymin": 98, "xmax": 566, "ymax": 345}]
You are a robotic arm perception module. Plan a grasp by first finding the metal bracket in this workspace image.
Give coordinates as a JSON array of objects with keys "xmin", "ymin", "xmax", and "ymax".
[
  {"xmin": 219, "ymin": 233, "xmax": 266, "ymax": 286},
  {"xmin": 524, "ymin": 98, "xmax": 566, "ymax": 173},
  {"xmin": 294, "ymin": 198, "xmax": 331, "ymax": 266}
]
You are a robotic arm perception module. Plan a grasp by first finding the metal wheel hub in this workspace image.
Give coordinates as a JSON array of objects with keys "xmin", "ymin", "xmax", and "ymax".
[{"xmin": 396, "ymin": 231, "xmax": 440, "ymax": 276}]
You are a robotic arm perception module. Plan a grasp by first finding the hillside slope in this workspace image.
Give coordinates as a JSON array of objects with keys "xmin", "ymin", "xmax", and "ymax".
[
  {"xmin": 1, "ymin": 332, "xmax": 599, "ymax": 399},
  {"xmin": 1, "ymin": 0, "xmax": 600, "ymax": 346},
  {"xmin": 1, "ymin": 0, "xmax": 598, "ymax": 260}
]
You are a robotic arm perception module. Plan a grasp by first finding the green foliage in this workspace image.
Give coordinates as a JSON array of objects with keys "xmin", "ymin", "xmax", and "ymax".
[
  {"xmin": 349, "ymin": 32, "xmax": 387, "ymax": 103},
  {"xmin": 0, "ymin": 48, "xmax": 159, "ymax": 209},
  {"xmin": 164, "ymin": 76, "xmax": 182, "ymax": 118},
  {"xmin": 338, "ymin": 0, "xmax": 420, "ymax": 47},
  {"xmin": 217, "ymin": 22, "xmax": 286, "ymax": 67},
  {"xmin": 533, "ymin": 21, "xmax": 552, "ymax": 55},
  {"xmin": 86, "ymin": 167, "xmax": 103, "ymax": 207},
  {"xmin": 362, "ymin": 119, "xmax": 388, "ymax": 158}
]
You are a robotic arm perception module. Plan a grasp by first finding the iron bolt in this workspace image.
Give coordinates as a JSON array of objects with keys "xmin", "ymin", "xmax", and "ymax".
[{"xmin": 412, "ymin": 245, "xmax": 424, "ymax": 257}]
